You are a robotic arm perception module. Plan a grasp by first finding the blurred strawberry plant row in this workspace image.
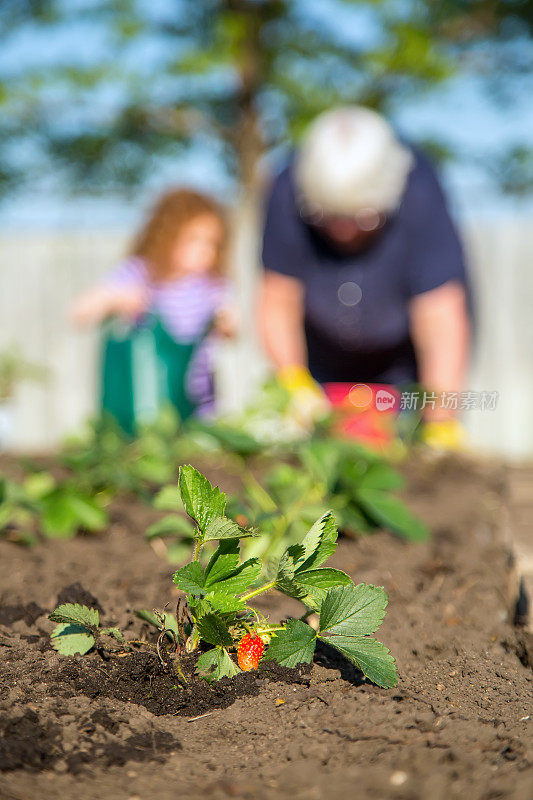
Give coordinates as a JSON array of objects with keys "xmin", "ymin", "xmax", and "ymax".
[
  {"xmin": 0, "ymin": 472, "xmax": 107, "ymax": 545},
  {"xmin": 0, "ymin": 405, "xmax": 428, "ymax": 551}
]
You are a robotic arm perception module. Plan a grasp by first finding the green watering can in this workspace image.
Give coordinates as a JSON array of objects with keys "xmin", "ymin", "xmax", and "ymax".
[{"xmin": 100, "ymin": 315, "xmax": 210, "ymax": 436}]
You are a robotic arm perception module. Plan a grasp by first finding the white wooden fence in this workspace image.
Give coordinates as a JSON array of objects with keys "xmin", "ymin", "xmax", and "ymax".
[{"xmin": 1, "ymin": 219, "xmax": 532, "ymax": 458}]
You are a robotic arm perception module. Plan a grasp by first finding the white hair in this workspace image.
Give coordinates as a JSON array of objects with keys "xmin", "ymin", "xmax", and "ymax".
[{"xmin": 295, "ymin": 106, "xmax": 414, "ymax": 217}]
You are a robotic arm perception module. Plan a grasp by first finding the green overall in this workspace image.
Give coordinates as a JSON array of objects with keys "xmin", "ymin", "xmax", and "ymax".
[{"xmin": 100, "ymin": 315, "xmax": 210, "ymax": 435}]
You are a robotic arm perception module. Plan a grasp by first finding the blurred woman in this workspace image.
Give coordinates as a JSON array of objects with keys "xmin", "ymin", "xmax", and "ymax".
[{"xmin": 259, "ymin": 107, "xmax": 471, "ymax": 447}]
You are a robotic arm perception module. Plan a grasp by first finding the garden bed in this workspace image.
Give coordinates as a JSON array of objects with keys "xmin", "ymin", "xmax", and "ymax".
[{"xmin": 1, "ymin": 454, "xmax": 532, "ymax": 800}]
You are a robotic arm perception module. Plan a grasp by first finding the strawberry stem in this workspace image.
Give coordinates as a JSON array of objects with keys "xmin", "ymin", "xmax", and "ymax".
[
  {"xmin": 256, "ymin": 625, "xmax": 284, "ymax": 635},
  {"xmin": 240, "ymin": 580, "xmax": 276, "ymax": 602},
  {"xmin": 192, "ymin": 539, "xmax": 202, "ymax": 561}
]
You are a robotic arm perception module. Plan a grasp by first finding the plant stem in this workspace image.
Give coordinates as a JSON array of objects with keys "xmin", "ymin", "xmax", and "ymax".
[
  {"xmin": 240, "ymin": 579, "xmax": 276, "ymax": 603},
  {"xmin": 125, "ymin": 640, "xmax": 157, "ymax": 650},
  {"xmin": 192, "ymin": 538, "xmax": 202, "ymax": 561},
  {"xmin": 256, "ymin": 625, "xmax": 285, "ymax": 635},
  {"xmin": 242, "ymin": 469, "xmax": 277, "ymax": 513}
]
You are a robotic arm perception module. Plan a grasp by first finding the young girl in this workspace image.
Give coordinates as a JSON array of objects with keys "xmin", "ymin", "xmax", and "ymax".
[{"xmin": 72, "ymin": 188, "xmax": 235, "ymax": 418}]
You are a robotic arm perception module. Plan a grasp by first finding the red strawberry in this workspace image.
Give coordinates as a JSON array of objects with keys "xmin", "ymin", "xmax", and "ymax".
[{"xmin": 237, "ymin": 633, "xmax": 264, "ymax": 671}]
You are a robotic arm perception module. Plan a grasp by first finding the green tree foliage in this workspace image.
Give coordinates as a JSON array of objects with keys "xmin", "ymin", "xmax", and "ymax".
[{"xmin": 0, "ymin": 0, "xmax": 531, "ymax": 195}]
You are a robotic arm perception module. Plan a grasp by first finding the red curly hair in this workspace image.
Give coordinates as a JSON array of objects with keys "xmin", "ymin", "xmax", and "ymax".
[{"xmin": 131, "ymin": 188, "xmax": 228, "ymax": 280}]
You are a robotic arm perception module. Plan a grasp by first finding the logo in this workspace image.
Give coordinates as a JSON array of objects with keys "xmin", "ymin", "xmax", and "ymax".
[{"xmin": 375, "ymin": 388, "xmax": 397, "ymax": 412}]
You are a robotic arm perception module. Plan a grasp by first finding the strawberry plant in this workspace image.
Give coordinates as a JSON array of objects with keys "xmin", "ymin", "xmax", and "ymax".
[
  {"xmin": 0, "ymin": 476, "xmax": 39, "ymax": 545},
  {"xmin": 0, "ymin": 471, "xmax": 108, "ymax": 543},
  {"xmin": 147, "ymin": 466, "xmax": 398, "ymax": 687},
  {"xmin": 61, "ymin": 413, "xmax": 180, "ymax": 500},
  {"xmin": 222, "ymin": 440, "xmax": 427, "ymax": 563},
  {"xmin": 296, "ymin": 437, "xmax": 429, "ymax": 541},
  {"xmin": 37, "ymin": 479, "xmax": 108, "ymax": 539},
  {"xmin": 49, "ymin": 603, "xmax": 124, "ymax": 655},
  {"xmin": 48, "ymin": 466, "xmax": 398, "ymax": 688}
]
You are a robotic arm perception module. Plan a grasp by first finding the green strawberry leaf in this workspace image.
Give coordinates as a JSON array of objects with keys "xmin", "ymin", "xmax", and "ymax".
[
  {"xmin": 319, "ymin": 634, "xmax": 398, "ymax": 688},
  {"xmin": 334, "ymin": 502, "xmax": 375, "ymax": 535},
  {"xmin": 185, "ymin": 596, "xmax": 212, "ymax": 618},
  {"xmin": 297, "ymin": 511, "xmax": 338, "ymax": 571},
  {"xmin": 210, "ymin": 558, "xmax": 262, "ymax": 598},
  {"xmin": 196, "ymin": 614, "xmax": 233, "ymax": 647},
  {"xmin": 264, "ymin": 619, "xmax": 317, "ymax": 667},
  {"xmin": 205, "ymin": 547, "xmax": 241, "ymax": 586},
  {"xmin": 356, "ymin": 488, "xmax": 429, "ymax": 542},
  {"xmin": 67, "ymin": 494, "xmax": 108, "ymax": 531},
  {"xmin": 203, "ymin": 516, "xmax": 257, "ymax": 542},
  {"xmin": 205, "ymin": 594, "xmax": 246, "ymax": 613},
  {"xmin": 40, "ymin": 495, "xmax": 78, "ymax": 539},
  {"xmin": 274, "ymin": 513, "xmax": 338, "ymax": 593},
  {"xmin": 277, "ymin": 544, "xmax": 305, "ymax": 583},
  {"xmin": 274, "ymin": 511, "xmax": 347, "ymax": 607},
  {"xmin": 40, "ymin": 492, "xmax": 107, "ymax": 538},
  {"xmin": 153, "ymin": 485, "xmax": 184, "ymax": 511},
  {"xmin": 195, "ymin": 423, "xmax": 262, "ymax": 457},
  {"xmin": 178, "ymin": 465, "xmax": 226, "ymax": 533},
  {"xmin": 23, "ymin": 472, "xmax": 56, "ymax": 500},
  {"xmin": 99, "ymin": 627, "xmax": 125, "ymax": 643},
  {"xmin": 294, "ymin": 568, "xmax": 353, "ymax": 610},
  {"xmin": 319, "ymin": 584, "xmax": 388, "ymax": 637},
  {"xmin": 48, "ymin": 603, "xmax": 99, "ymax": 628},
  {"xmin": 145, "ymin": 515, "xmax": 195, "ymax": 540},
  {"xmin": 297, "ymin": 568, "xmax": 352, "ymax": 591},
  {"xmin": 274, "ymin": 574, "xmax": 307, "ymax": 602},
  {"xmin": 299, "ymin": 440, "xmax": 342, "ymax": 489},
  {"xmin": 355, "ymin": 463, "xmax": 405, "ymax": 492},
  {"xmin": 51, "ymin": 623, "xmax": 95, "ymax": 655},
  {"xmin": 173, "ymin": 562, "xmax": 206, "ymax": 595},
  {"xmin": 196, "ymin": 647, "xmax": 240, "ymax": 682}
]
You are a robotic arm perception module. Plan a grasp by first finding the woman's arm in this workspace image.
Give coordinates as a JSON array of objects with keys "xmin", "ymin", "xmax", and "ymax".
[
  {"xmin": 409, "ymin": 280, "xmax": 470, "ymax": 420},
  {"xmin": 258, "ymin": 270, "xmax": 307, "ymax": 369},
  {"xmin": 258, "ymin": 269, "xmax": 328, "ymax": 427}
]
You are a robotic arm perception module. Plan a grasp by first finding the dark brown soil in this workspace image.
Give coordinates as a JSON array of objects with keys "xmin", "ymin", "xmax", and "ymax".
[
  {"xmin": 56, "ymin": 651, "xmax": 312, "ymax": 718},
  {"xmin": 0, "ymin": 453, "xmax": 532, "ymax": 800}
]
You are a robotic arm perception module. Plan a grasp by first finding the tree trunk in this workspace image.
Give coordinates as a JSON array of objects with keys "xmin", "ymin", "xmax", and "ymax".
[
  {"xmin": 217, "ymin": 3, "xmax": 269, "ymax": 412},
  {"xmin": 218, "ymin": 107, "xmax": 268, "ymax": 414}
]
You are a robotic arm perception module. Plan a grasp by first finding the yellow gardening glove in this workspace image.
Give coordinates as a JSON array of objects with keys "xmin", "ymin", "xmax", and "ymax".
[
  {"xmin": 421, "ymin": 419, "xmax": 467, "ymax": 451},
  {"xmin": 277, "ymin": 365, "xmax": 330, "ymax": 430}
]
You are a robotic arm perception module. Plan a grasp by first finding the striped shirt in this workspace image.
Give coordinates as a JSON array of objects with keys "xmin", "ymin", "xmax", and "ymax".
[{"xmin": 106, "ymin": 257, "xmax": 232, "ymax": 413}]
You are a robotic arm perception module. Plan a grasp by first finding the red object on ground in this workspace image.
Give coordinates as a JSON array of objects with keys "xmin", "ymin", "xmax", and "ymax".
[
  {"xmin": 323, "ymin": 383, "xmax": 400, "ymax": 448},
  {"xmin": 237, "ymin": 633, "xmax": 265, "ymax": 671}
]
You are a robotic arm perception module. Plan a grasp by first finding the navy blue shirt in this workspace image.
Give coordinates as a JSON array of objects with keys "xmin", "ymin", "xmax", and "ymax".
[{"xmin": 261, "ymin": 149, "xmax": 468, "ymax": 385}]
